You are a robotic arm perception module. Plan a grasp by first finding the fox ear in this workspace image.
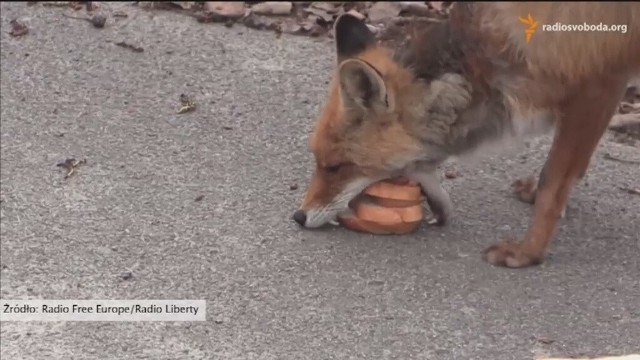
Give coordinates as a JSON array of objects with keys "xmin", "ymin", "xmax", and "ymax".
[
  {"xmin": 338, "ymin": 59, "xmax": 393, "ymax": 113},
  {"xmin": 334, "ymin": 14, "xmax": 376, "ymax": 62}
]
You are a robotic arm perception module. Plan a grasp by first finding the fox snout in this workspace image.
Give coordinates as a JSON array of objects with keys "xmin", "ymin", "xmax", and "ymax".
[
  {"xmin": 292, "ymin": 209, "xmax": 308, "ymax": 227},
  {"xmin": 293, "ymin": 173, "xmax": 377, "ymax": 229}
]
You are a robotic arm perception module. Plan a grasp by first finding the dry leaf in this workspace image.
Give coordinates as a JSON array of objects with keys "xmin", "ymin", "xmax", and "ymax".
[
  {"xmin": 618, "ymin": 101, "xmax": 640, "ymax": 114},
  {"xmin": 304, "ymin": 7, "xmax": 333, "ymax": 23},
  {"xmin": 428, "ymin": 1, "xmax": 444, "ymax": 11},
  {"xmin": 56, "ymin": 158, "xmax": 86, "ymax": 179},
  {"xmin": 603, "ymin": 152, "xmax": 640, "ymax": 165},
  {"xmin": 365, "ymin": 24, "xmax": 378, "ymax": 34},
  {"xmin": 243, "ymin": 13, "xmax": 277, "ymax": 30},
  {"xmin": 279, "ymin": 19, "xmax": 301, "ymax": 34},
  {"xmin": 400, "ymin": 2, "xmax": 431, "ymax": 14},
  {"xmin": 115, "ymin": 41, "xmax": 144, "ymax": 53},
  {"xmin": 171, "ymin": 1, "xmax": 194, "ymax": 10},
  {"xmin": 609, "ymin": 113, "xmax": 640, "ymax": 129},
  {"xmin": 10, "ymin": 19, "xmax": 29, "ymax": 37},
  {"xmin": 444, "ymin": 169, "xmax": 458, "ymax": 179},
  {"xmin": 618, "ymin": 186, "xmax": 640, "ymax": 196},
  {"xmin": 345, "ymin": 9, "xmax": 365, "ymax": 21},
  {"xmin": 310, "ymin": 2, "xmax": 336, "ymax": 13},
  {"xmin": 534, "ymin": 336, "xmax": 555, "ymax": 345},
  {"xmin": 300, "ymin": 19, "xmax": 316, "ymax": 32},
  {"xmin": 251, "ymin": 2, "xmax": 292, "ymax": 16},
  {"xmin": 204, "ymin": 2, "xmax": 245, "ymax": 19},
  {"xmin": 367, "ymin": 2, "xmax": 402, "ymax": 23},
  {"xmin": 308, "ymin": 23, "xmax": 326, "ymax": 37},
  {"xmin": 178, "ymin": 94, "xmax": 196, "ymax": 114}
]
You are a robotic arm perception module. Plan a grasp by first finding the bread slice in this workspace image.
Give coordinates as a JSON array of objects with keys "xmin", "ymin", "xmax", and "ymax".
[
  {"xmin": 367, "ymin": 195, "xmax": 423, "ymax": 208},
  {"xmin": 338, "ymin": 177, "xmax": 425, "ymax": 235},
  {"xmin": 354, "ymin": 197, "xmax": 423, "ymax": 225},
  {"xmin": 364, "ymin": 179, "xmax": 422, "ymax": 202},
  {"xmin": 338, "ymin": 215, "xmax": 421, "ymax": 235}
]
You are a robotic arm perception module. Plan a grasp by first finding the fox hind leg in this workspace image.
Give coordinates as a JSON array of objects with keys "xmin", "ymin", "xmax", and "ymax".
[
  {"xmin": 511, "ymin": 153, "xmax": 593, "ymax": 218},
  {"xmin": 484, "ymin": 75, "xmax": 628, "ymax": 268},
  {"xmin": 512, "ymin": 162, "xmax": 570, "ymax": 218}
]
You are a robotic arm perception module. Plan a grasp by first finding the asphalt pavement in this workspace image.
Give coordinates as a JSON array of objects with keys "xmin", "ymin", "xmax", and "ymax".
[{"xmin": 1, "ymin": 2, "xmax": 639, "ymax": 360}]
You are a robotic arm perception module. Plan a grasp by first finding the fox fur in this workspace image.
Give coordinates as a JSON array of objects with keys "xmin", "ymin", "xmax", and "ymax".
[{"xmin": 293, "ymin": 2, "xmax": 640, "ymax": 267}]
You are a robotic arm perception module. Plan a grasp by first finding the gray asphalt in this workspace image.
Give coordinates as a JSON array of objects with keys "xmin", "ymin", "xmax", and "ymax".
[{"xmin": 1, "ymin": 3, "xmax": 639, "ymax": 360}]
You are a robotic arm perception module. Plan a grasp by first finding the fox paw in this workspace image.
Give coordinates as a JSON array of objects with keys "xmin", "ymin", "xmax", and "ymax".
[
  {"xmin": 511, "ymin": 176, "xmax": 537, "ymax": 204},
  {"xmin": 482, "ymin": 240, "xmax": 543, "ymax": 268}
]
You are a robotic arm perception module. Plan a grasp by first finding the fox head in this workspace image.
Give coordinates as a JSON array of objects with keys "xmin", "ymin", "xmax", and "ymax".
[{"xmin": 293, "ymin": 14, "xmax": 474, "ymax": 228}]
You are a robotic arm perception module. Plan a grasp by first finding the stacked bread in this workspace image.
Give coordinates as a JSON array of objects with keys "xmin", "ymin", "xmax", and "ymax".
[{"xmin": 338, "ymin": 178, "xmax": 424, "ymax": 235}]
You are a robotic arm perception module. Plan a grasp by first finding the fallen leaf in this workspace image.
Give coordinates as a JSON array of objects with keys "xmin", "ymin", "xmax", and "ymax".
[
  {"xmin": 279, "ymin": 19, "xmax": 302, "ymax": 34},
  {"xmin": 534, "ymin": 336, "xmax": 555, "ymax": 345},
  {"xmin": 243, "ymin": 13, "xmax": 277, "ymax": 30},
  {"xmin": 251, "ymin": 2, "xmax": 292, "ymax": 16},
  {"xmin": 62, "ymin": 12, "xmax": 106, "ymax": 28},
  {"xmin": 204, "ymin": 1, "xmax": 245, "ymax": 19},
  {"xmin": 367, "ymin": 2, "xmax": 402, "ymax": 23},
  {"xmin": 9, "ymin": 19, "xmax": 29, "ymax": 37},
  {"xmin": 618, "ymin": 101, "xmax": 640, "ymax": 114},
  {"xmin": 119, "ymin": 271, "xmax": 133, "ymax": 281},
  {"xmin": 345, "ymin": 9, "xmax": 365, "ymax": 21},
  {"xmin": 308, "ymin": 23, "xmax": 326, "ymax": 37},
  {"xmin": 400, "ymin": 2, "xmax": 434, "ymax": 17},
  {"xmin": 623, "ymin": 84, "xmax": 640, "ymax": 103},
  {"xmin": 618, "ymin": 186, "xmax": 640, "ymax": 196},
  {"xmin": 310, "ymin": 2, "xmax": 337, "ymax": 13},
  {"xmin": 608, "ymin": 113, "xmax": 640, "ymax": 132},
  {"xmin": 194, "ymin": 10, "xmax": 227, "ymax": 23},
  {"xmin": 56, "ymin": 158, "xmax": 87, "ymax": 179},
  {"xmin": 41, "ymin": 2, "xmax": 76, "ymax": 8},
  {"xmin": 305, "ymin": 8, "xmax": 333, "ymax": 23},
  {"xmin": 113, "ymin": 10, "xmax": 128, "ymax": 18},
  {"xmin": 300, "ymin": 19, "xmax": 315, "ymax": 32},
  {"xmin": 444, "ymin": 169, "xmax": 458, "ymax": 179},
  {"xmin": 138, "ymin": 1, "xmax": 184, "ymax": 10},
  {"xmin": 178, "ymin": 94, "xmax": 196, "ymax": 114},
  {"xmin": 603, "ymin": 152, "xmax": 640, "ymax": 165},
  {"xmin": 171, "ymin": 1, "xmax": 195, "ymax": 10},
  {"xmin": 428, "ymin": 1, "xmax": 444, "ymax": 11},
  {"xmin": 115, "ymin": 41, "xmax": 144, "ymax": 53}
]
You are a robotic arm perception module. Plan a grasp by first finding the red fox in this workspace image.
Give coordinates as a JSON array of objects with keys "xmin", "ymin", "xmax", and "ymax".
[{"xmin": 293, "ymin": 2, "xmax": 640, "ymax": 268}]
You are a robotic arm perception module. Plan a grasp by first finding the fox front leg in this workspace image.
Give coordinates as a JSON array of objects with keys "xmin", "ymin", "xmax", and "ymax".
[{"xmin": 408, "ymin": 164, "xmax": 453, "ymax": 226}]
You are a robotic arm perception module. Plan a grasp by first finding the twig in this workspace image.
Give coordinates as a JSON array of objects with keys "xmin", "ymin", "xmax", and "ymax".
[
  {"xmin": 609, "ymin": 112, "xmax": 640, "ymax": 130},
  {"xmin": 41, "ymin": 2, "xmax": 74, "ymax": 8},
  {"xmin": 56, "ymin": 158, "xmax": 87, "ymax": 179},
  {"xmin": 618, "ymin": 186, "xmax": 640, "ymax": 196},
  {"xmin": 115, "ymin": 41, "xmax": 144, "ymax": 53},
  {"xmin": 603, "ymin": 153, "xmax": 640, "ymax": 165},
  {"xmin": 62, "ymin": 12, "xmax": 107, "ymax": 28}
]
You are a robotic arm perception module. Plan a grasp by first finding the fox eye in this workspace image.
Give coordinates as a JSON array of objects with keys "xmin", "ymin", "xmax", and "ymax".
[{"xmin": 325, "ymin": 164, "xmax": 343, "ymax": 173}]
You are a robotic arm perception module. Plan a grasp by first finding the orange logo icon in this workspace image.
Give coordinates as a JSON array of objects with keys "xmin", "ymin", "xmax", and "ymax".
[{"xmin": 518, "ymin": 13, "xmax": 539, "ymax": 43}]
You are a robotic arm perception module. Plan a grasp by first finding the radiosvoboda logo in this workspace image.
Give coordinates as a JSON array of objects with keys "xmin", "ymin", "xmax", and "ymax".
[{"xmin": 519, "ymin": 13, "xmax": 539, "ymax": 43}]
